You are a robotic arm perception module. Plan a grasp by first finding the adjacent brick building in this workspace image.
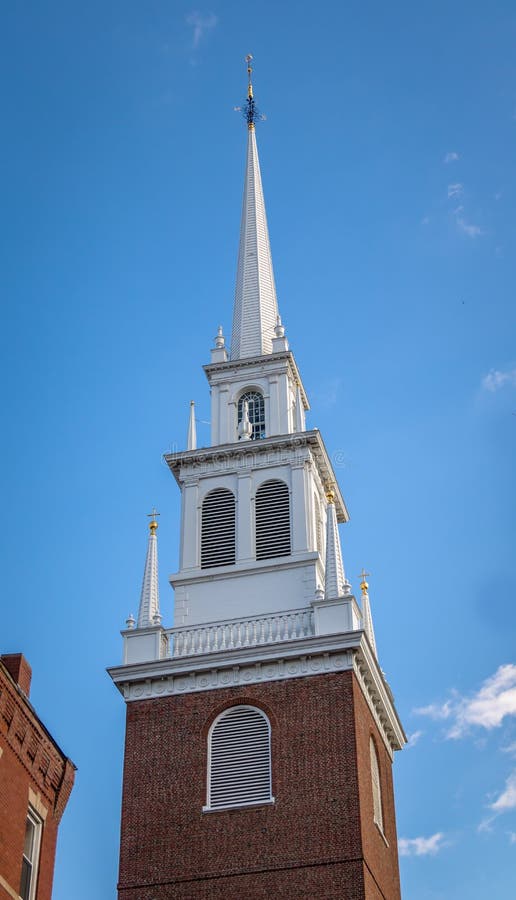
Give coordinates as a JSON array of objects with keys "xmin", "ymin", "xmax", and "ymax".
[
  {"xmin": 110, "ymin": 60, "xmax": 405, "ymax": 899},
  {"xmin": 0, "ymin": 654, "xmax": 75, "ymax": 900}
]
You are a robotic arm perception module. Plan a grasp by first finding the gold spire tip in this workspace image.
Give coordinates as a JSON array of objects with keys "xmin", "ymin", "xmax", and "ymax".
[
  {"xmin": 358, "ymin": 568, "xmax": 370, "ymax": 593},
  {"xmin": 147, "ymin": 507, "xmax": 160, "ymax": 533}
]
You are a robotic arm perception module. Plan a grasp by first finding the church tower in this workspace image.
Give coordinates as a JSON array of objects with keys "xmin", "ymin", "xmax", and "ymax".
[{"xmin": 109, "ymin": 59, "xmax": 405, "ymax": 900}]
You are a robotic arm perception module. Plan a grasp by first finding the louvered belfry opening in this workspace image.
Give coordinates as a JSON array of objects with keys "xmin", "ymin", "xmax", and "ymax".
[
  {"xmin": 255, "ymin": 479, "xmax": 291, "ymax": 560},
  {"xmin": 208, "ymin": 705, "xmax": 272, "ymax": 810},
  {"xmin": 201, "ymin": 488, "xmax": 236, "ymax": 568}
]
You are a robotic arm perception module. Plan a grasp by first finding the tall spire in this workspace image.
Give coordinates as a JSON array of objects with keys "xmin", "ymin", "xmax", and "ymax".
[
  {"xmin": 359, "ymin": 570, "xmax": 378, "ymax": 656},
  {"xmin": 137, "ymin": 510, "xmax": 161, "ymax": 628},
  {"xmin": 230, "ymin": 56, "xmax": 280, "ymax": 360},
  {"xmin": 324, "ymin": 490, "xmax": 350, "ymax": 600}
]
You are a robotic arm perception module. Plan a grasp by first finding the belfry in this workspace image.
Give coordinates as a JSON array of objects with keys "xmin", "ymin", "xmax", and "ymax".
[{"xmin": 109, "ymin": 58, "xmax": 405, "ymax": 900}]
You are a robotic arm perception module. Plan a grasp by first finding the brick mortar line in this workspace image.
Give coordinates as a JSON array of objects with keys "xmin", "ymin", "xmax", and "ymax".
[
  {"xmin": 363, "ymin": 857, "xmax": 388, "ymax": 900},
  {"xmin": 118, "ymin": 856, "xmax": 368, "ymax": 892}
]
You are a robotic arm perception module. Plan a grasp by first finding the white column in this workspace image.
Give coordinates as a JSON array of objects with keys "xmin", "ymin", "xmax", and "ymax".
[
  {"xmin": 291, "ymin": 462, "xmax": 309, "ymax": 553},
  {"xmin": 180, "ymin": 481, "xmax": 199, "ymax": 570},
  {"xmin": 277, "ymin": 373, "xmax": 290, "ymax": 434},
  {"xmin": 219, "ymin": 387, "xmax": 231, "ymax": 444},
  {"xmin": 237, "ymin": 473, "xmax": 253, "ymax": 563},
  {"xmin": 268, "ymin": 376, "xmax": 280, "ymax": 436},
  {"xmin": 210, "ymin": 386, "xmax": 219, "ymax": 446}
]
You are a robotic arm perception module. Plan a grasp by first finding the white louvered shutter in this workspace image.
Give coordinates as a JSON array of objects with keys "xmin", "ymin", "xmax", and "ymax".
[
  {"xmin": 201, "ymin": 488, "xmax": 236, "ymax": 568},
  {"xmin": 255, "ymin": 480, "xmax": 291, "ymax": 560},
  {"xmin": 370, "ymin": 737, "xmax": 384, "ymax": 831},
  {"xmin": 208, "ymin": 706, "xmax": 272, "ymax": 809}
]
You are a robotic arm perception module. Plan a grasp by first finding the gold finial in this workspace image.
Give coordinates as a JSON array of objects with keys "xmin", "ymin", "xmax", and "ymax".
[
  {"xmin": 358, "ymin": 568, "xmax": 370, "ymax": 594},
  {"xmin": 147, "ymin": 507, "xmax": 160, "ymax": 533}
]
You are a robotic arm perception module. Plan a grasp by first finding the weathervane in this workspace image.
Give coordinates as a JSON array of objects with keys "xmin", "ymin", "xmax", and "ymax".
[{"xmin": 234, "ymin": 54, "xmax": 266, "ymax": 130}]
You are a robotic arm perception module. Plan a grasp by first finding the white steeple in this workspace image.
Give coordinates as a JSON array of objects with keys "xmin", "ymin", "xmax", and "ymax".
[
  {"xmin": 187, "ymin": 401, "xmax": 197, "ymax": 451},
  {"xmin": 136, "ymin": 511, "xmax": 161, "ymax": 628},
  {"xmin": 359, "ymin": 570, "xmax": 378, "ymax": 656},
  {"xmin": 230, "ymin": 58, "xmax": 280, "ymax": 360},
  {"xmin": 324, "ymin": 491, "xmax": 350, "ymax": 600}
]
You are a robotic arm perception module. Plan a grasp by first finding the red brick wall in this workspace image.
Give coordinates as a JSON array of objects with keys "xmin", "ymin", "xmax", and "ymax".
[
  {"xmin": 353, "ymin": 678, "xmax": 402, "ymax": 900},
  {"xmin": 118, "ymin": 670, "xmax": 401, "ymax": 899},
  {"xmin": 0, "ymin": 659, "xmax": 75, "ymax": 900},
  {"xmin": 1, "ymin": 655, "xmax": 32, "ymax": 697}
]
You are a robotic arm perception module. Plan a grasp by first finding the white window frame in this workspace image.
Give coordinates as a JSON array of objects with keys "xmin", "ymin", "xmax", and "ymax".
[
  {"xmin": 237, "ymin": 390, "xmax": 266, "ymax": 440},
  {"xmin": 203, "ymin": 704, "xmax": 274, "ymax": 812},
  {"xmin": 19, "ymin": 806, "xmax": 43, "ymax": 900},
  {"xmin": 370, "ymin": 736, "xmax": 385, "ymax": 835}
]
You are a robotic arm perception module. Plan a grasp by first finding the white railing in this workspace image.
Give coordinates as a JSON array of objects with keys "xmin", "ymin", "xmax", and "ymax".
[{"xmin": 166, "ymin": 608, "xmax": 314, "ymax": 659}]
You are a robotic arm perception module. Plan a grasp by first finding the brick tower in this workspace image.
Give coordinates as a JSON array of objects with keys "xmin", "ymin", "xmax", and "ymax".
[{"xmin": 109, "ymin": 58, "xmax": 405, "ymax": 900}]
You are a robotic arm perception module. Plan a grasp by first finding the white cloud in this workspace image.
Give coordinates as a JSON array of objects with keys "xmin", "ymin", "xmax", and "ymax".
[
  {"xmin": 491, "ymin": 771, "xmax": 516, "ymax": 813},
  {"xmin": 186, "ymin": 11, "xmax": 218, "ymax": 49},
  {"xmin": 407, "ymin": 730, "xmax": 423, "ymax": 748},
  {"xmin": 502, "ymin": 741, "xmax": 516, "ymax": 756},
  {"xmin": 398, "ymin": 833, "xmax": 445, "ymax": 857},
  {"xmin": 448, "ymin": 183, "xmax": 463, "ymax": 199},
  {"xmin": 444, "ymin": 151, "xmax": 460, "ymax": 163},
  {"xmin": 456, "ymin": 216, "xmax": 483, "ymax": 238},
  {"xmin": 509, "ymin": 831, "xmax": 516, "ymax": 844},
  {"xmin": 482, "ymin": 368, "xmax": 516, "ymax": 392},
  {"xmin": 415, "ymin": 664, "xmax": 516, "ymax": 739}
]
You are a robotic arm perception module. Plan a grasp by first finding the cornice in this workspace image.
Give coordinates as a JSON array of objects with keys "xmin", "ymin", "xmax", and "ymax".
[
  {"xmin": 203, "ymin": 350, "xmax": 309, "ymax": 410},
  {"xmin": 108, "ymin": 631, "xmax": 403, "ymax": 756},
  {"xmin": 169, "ymin": 550, "xmax": 319, "ymax": 588},
  {"xmin": 164, "ymin": 429, "xmax": 349, "ymax": 523}
]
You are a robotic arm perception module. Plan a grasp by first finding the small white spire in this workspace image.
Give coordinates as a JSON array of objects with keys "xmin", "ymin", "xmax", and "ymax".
[
  {"xmin": 324, "ymin": 490, "xmax": 350, "ymax": 600},
  {"xmin": 136, "ymin": 511, "xmax": 161, "ymax": 628},
  {"xmin": 295, "ymin": 383, "xmax": 306, "ymax": 432},
  {"xmin": 359, "ymin": 570, "xmax": 378, "ymax": 657},
  {"xmin": 271, "ymin": 314, "xmax": 289, "ymax": 352},
  {"xmin": 187, "ymin": 401, "xmax": 197, "ymax": 451},
  {"xmin": 215, "ymin": 325, "xmax": 225, "ymax": 349},
  {"xmin": 211, "ymin": 325, "xmax": 228, "ymax": 363},
  {"xmin": 238, "ymin": 399, "xmax": 253, "ymax": 441}
]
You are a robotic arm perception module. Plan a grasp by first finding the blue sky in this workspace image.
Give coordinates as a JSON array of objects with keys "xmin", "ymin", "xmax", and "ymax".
[{"xmin": 1, "ymin": 2, "xmax": 515, "ymax": 897}]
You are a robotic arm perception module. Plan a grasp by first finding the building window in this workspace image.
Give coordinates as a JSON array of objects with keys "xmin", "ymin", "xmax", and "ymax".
[
  {"xmin": 370, "ymin": 737, "xmax": 384, "ymax": 832},
  {"xmin": 255, "ymin": 480, "xmax": 291, "ymax": 560},
  {"xmin": 20, "ymin": 808, "xmax": 42, "ymax": 900},
  {"xmin": 201, "ymin": 488, "xmax": 236, "ymax": 568},
  {"xmin": 206, "ymin": 705, "xmax": 272, "ymax": 810},
  {"xmin": 238, "ymin": 391, "xmax": 266, "ymax": 440}
]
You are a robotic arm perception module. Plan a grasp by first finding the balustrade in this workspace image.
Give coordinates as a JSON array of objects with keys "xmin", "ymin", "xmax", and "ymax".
[{"xmin": 165, "ymin": 608, "xmax": 314, "ymax": 659}]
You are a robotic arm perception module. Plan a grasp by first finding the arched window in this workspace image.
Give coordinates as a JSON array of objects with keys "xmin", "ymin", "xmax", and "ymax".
[
  {"xmin": 206, "ymin": 705, "xmax": 272, "ymax": 810},
  {"xmin": 370, "ymin": 737, "xmax": 384, "ymax": 832},
  {"xmin": 255, "ymin": 480, "xmax": 291, "ymax": 560},
  {"xmin": 238, "ymin": 391, "xmax": 265, "ymax": 440},
  {"xmin": 201, "ymin": 488, "xmax": 236, "ymax": 569}
]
